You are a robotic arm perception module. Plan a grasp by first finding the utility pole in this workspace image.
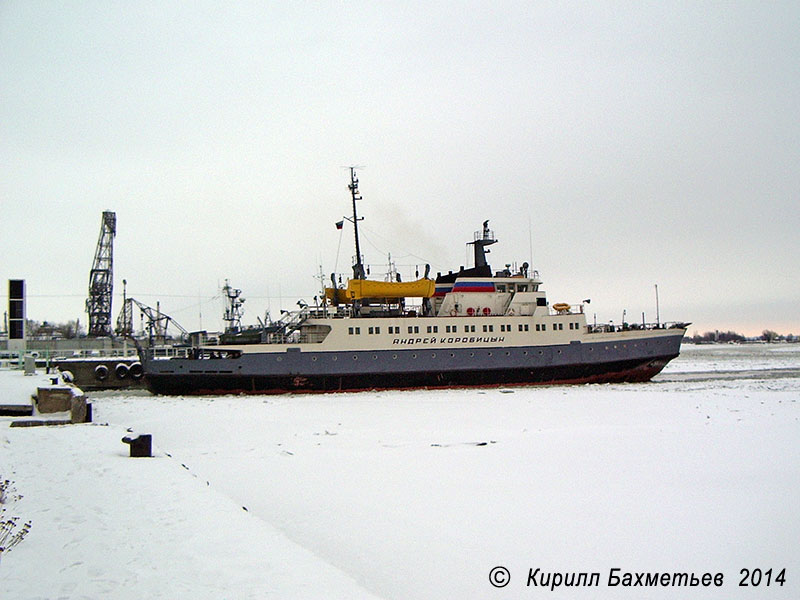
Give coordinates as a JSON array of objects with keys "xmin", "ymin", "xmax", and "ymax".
[{"xmin": 655, "ymin": 284, "xmax": 660, "ymax": 326}]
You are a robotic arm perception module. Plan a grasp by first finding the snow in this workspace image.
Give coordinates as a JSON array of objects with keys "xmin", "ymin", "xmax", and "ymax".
[
  {"xmin": 2, "ymin": 344, "xmax": 799, "ymax": 599},
  {"xmin": 0, "ymin": 369, "xmax": 57, "ymax": 407}
]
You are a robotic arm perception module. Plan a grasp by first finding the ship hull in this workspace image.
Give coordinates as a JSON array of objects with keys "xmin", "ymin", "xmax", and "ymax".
[{"xmin": 143, "ymin": 332, "xmax": 684, "ymax": 395}]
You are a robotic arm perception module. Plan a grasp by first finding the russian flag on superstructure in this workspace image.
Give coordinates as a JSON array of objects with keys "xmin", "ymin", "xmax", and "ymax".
[
  {"xmin": 434, "ymin": 284, "xmax": 452, "ymax": 297},
  {"xmin": 451, "ymin": 281, "xmax": 496, "ymax": 293}
]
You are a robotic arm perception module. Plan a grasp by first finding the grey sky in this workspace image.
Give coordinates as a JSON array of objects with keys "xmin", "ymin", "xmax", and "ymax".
[{"xmin": 2, "ymin": 1, "xmax": 798, "ymax": 336}]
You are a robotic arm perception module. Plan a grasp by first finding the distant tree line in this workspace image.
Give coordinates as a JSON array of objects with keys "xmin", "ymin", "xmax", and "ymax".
[
  {"xmin": 691, "ymin": 330, "xmax": 796, "ymax": 343},
  {"xmin": 24, "ymin": 319, "xmax": 84, "ymax": 340}
]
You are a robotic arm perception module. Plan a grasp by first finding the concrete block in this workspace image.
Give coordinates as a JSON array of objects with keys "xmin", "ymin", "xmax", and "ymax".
[
  {"xmin": 70, "ymin": 396, "xmax": 88, "ymax": 424},
  {"xmin": 24, "ymin": 355, "xmax": 36, "ymax": 375},
  {"xmin": 37, "ymin": 387, "xmax": 72, "ymax": 413}
]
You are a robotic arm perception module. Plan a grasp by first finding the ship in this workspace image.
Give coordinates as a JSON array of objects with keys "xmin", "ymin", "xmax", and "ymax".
[{"xmin": 141, "ymin": 169, "xmax": 689, "ymax": 395}]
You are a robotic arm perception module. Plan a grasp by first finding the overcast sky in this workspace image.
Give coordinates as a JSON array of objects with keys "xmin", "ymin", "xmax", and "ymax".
[{"xmin": 2, "ymin": 1, "xmax": 798, "ymax": 337}]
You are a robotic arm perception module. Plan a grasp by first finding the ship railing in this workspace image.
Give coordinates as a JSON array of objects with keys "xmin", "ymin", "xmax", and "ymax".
[
  {"xmin": 587, "ymin": 321, "xmax": 688, "ymax": 334},
  {"xmin": 549, "ymin": 303, "xmax": 586, "ymax": 316},
  {"xmin": 144, "ymin": 345, "xmax": 193, "ymax": 360}
]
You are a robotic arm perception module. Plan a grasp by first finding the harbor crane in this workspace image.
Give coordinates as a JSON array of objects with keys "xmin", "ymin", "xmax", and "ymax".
[
  {"xmin": 116, "ymin": 296, "xmax": 188, "ymax": 345},
  {"xmin": 86, "ymin": 211, "xmax": 116, "ymax": 337}
]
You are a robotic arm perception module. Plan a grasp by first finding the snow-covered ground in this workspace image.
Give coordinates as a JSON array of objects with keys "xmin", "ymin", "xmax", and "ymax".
[{"xmin": 2, "ymin": 343, "xmax": 799, "ymax": 599}]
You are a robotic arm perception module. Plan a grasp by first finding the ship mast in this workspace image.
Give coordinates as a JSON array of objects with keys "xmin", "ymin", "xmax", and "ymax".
[
  {"xmin": 468, "ymin": 220, "xmax": 497, "ymax": 271},
  {"xmin": 349, "ymin": 167, "xmax": 366, "ymax": 280},
  {"xmin": 222, "ymin": 279, "xmax": 245, "ymax": 333}
]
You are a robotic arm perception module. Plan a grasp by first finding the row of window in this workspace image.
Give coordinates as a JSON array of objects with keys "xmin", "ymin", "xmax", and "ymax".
[
  {"xmin": 534, "ymin": 322, "xmax": 583, "ymax": 331},
  {"xmin": 348, "ymin": 322, "xmax": 579, "ymax": 335}
]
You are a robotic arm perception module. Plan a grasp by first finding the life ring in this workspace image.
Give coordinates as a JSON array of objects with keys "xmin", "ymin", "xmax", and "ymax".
[
  {"xmin": 115, "ymin": 363, "xmax": 130, "ymax": 380},
  {"xmin": 553, "ymin": 303, "xmax": 571, "ymax": 313},
  {"xmin": 466, "ymin": 307, "xmax": 475, "ymax": 317},
  {"xmin": 94, "ymin": 364, "xmax": 109, "ymax": 381},
  {"xmin": 450, "ymin": 308, "xmax": 458, "ymax": 317},
  {"xmin": 482, "ymin": 307, "xmax": 491, "ymax": 316}
]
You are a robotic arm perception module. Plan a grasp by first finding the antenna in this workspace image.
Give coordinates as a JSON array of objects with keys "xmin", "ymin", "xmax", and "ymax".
[{"xmin": 528, "ymin": 214, "xmax": 533, "ymax": 271}]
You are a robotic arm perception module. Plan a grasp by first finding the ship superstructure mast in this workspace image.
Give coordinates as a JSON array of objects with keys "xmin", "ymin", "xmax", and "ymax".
[
  {"xmin": 222, "ymin": 279, "xmax": 245, "ymax": 333},
  {"xmin": 348, "ymin": 167, "xmax": 366, "ymax": 280},
  {"xmin": 468, "ymin": 220, "xmax": 497, "ymax": 272},
  {"xmin": 86, "ymin": 210, "xmax": 116, "ymax": 337}
]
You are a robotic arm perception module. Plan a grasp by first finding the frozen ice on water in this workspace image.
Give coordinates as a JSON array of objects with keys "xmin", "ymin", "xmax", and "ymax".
[{"xmin": 1, "ymin": 344, "xmax": 799, "ymax": 599}]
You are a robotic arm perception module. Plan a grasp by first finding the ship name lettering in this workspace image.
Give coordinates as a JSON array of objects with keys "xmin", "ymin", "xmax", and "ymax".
[{"xmin": 391, "ymin": 337, "xmax": 436, "ymax": 345}]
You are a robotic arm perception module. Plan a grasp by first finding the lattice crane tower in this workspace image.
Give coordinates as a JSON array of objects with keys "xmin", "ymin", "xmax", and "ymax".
[{"xmin": 86, "ymin": 210, "xmax": 117, "ymax": 337}]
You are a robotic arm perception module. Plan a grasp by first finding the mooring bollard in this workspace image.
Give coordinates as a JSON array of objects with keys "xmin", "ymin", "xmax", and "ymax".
[{"xmin": 122, "ymin": 434, "xmax": 152, "ymax": 458}]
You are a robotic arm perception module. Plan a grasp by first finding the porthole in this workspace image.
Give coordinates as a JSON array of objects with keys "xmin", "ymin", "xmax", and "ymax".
[
  {"xmin": 393, "ymin": 354, "xmax": 398, "ymax": 359},
  {"xmin": 312, "ymin": 357, "xmax": 318, "ymax": 362},
  {"xmin": 276, "ymin": 357, "xmax": 282, "ymax": 362},
  {"xmin": 373, "ymin": 355, "xmax": 378, "ymax": 360},
  {"xmin": 487, "ymin": 352, "xmax": 493, "ymax": 356},
  {"xmin": 332, "ymin": 356, "xmax": 338, "ymax": 361},
  {"xmin": 352, "ymin": 355, "xmax": 358, "ymax": 360},
  {"xmin": 412, "ymin": 353, "xmax": 417, "ymax": 359},
  {"xmin": 431, "ymin": 353, "xmax": 436, "ymax": 358},
  {"xmin": 450, "ymin": 353, "xmax": 455, "ymax": 357}
]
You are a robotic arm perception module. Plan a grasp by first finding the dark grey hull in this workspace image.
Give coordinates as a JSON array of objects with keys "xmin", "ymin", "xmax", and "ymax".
[{"xmin": 144, "ymin": 333, "xmax": 684, "ymax": 395}]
